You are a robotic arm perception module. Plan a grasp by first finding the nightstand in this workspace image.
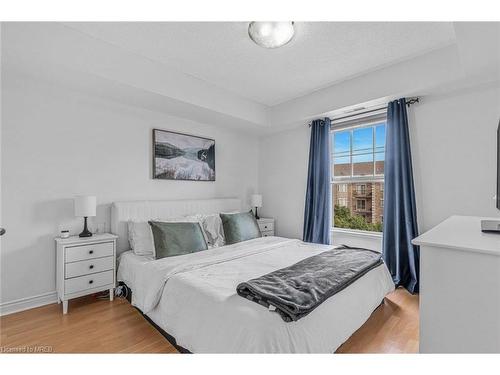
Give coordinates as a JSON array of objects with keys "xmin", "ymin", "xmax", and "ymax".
[
  {"xmin": 55, "ymin": 233, "xmax": 117, "ymax": 314},
  {"xmin": 257, "ymin": 218, "xmax": 275, "ymax": 237}
]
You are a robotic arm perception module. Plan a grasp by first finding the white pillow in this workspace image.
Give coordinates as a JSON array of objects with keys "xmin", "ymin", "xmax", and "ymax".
[
  {"xmin": 190, "ymin": 213, "xmax": 225, "ymax": 248},
  {"xmin": 128, "ymin": 221, "xmax": 155, "ymax": 256}
]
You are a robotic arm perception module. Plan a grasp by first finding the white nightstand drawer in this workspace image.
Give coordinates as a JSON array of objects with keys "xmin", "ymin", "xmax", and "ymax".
[
  {"xmin": 261, "ymin": 230, "xmax": 274, "ymax": 237},
  {"xmin": 65, "ymin": 256, "xmax": 114, "ymax": 279},
  {"xmin": 65, "ymin": 270, "xmax": 114, "ymax": 295},
  {"xmin": 258, "ymin": 222, "xmax": 274, "ymax": 232},
  {"xmin": 65, "ymin": 242, "xmax": 114, "ymax": 263}
]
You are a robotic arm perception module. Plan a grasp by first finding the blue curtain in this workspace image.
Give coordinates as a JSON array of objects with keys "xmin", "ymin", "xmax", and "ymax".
[
  {"xmin": 303, "ymin": 118, "xmax": 331, "ymax": 244},
  {"xmin": 382, "ymin": 98, "xmax": 420, "ymax": 294}
]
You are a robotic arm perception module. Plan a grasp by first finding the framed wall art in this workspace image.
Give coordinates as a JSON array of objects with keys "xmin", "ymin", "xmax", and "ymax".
[{"xmin": 152, "ymin": 129, "xmax": 215, "ymax": 181}]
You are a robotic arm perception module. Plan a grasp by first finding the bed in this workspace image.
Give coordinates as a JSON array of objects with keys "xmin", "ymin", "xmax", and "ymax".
[{"xmin": 112, "ymin": 198, "xmax": 395, "ymax": 353}]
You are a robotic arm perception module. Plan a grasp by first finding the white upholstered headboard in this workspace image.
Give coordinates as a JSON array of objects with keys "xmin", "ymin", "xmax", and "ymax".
[{"xmin": 111, "ymin": 198, "xmax": 241, "ymax": 254}]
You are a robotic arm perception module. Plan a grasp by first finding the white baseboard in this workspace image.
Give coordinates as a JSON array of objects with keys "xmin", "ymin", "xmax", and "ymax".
[{"xmin": 0, "ymin": 291, "xmax": 58, "ymax": 316}]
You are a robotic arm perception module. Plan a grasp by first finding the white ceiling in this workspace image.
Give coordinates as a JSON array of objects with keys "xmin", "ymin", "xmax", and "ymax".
[
  {"xmin": 64, "ymin": 22, "xmax": 456, "ymax": 106},
  {"xmin": 5, "ymin": 22, "xmax": 497, "ymax": 133}
]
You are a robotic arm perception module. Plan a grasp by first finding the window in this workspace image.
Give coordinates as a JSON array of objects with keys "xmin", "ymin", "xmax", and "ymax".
[
  {"xmin": 356, "ymin": 199, "xmax": 366, "ymax": 210},
  {"xmin": 356, "ymin": 184, "xmax": 366, "ymax": 195},
  {"xmin": 331, "ymin": 118, "xmax": 386, "ymax": 233}
]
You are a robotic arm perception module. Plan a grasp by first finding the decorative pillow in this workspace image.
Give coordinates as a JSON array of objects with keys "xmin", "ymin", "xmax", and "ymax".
[
  {"xmin": 190, "ymin": 213, "xmax": 226, "ymax": 248},
  {"xmin": 128, "ymin": 216, "xmax": 207, "ymax": 256},
  {"xmin": 128, "ymin": 221, "xmax": 155, "ymax": 256},
  {"xmin": 220, "ymin": 211, "xmax": 261, "ymax": 245},
  {"xmin": 148, "ymin": 221, "xmax": 208, "ymax": 259}
]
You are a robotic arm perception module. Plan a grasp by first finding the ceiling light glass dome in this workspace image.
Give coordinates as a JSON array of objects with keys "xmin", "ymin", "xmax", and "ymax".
[{"xmin": 248, "ymin": 22, "xmax": 295, "ymax": 49}]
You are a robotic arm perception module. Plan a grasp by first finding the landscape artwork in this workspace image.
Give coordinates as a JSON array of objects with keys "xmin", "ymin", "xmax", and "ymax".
[{"xmin": 153, "ymin": 129, "xmax": 215, "ymax": 181}]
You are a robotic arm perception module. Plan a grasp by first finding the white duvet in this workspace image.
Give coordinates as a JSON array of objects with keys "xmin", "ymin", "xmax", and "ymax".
[{"xmin": 118, "ymin": 236, "xmax": 394, "ymax": 353}]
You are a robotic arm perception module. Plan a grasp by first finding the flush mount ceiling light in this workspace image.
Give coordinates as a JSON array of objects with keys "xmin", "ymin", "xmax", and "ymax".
[{"xmin": 248, "ymin": 22, "xmax": 295, "ymax": 49}]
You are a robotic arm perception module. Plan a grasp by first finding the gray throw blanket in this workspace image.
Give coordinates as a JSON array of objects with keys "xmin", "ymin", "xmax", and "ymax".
[{"xmin": 236, "ymin": 245, "xmax": 383, "ymax": 322}]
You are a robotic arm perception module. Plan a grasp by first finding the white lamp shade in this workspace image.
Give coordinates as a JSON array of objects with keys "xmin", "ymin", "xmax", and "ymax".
[
  {"xmin": 74, "ymin": 195, "xmax": 96, "ymax": 217},
  {"xmin": 251, "ymin": 194, "xmax": 263, "ymax": 208}
]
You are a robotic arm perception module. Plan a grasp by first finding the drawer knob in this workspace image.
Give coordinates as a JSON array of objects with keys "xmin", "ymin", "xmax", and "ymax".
[
  {"xmin": 89, "ymin": 250, "xmax": 94, "ymax": 255},
  {"xmin": 89, "ymin": 280, "xmax": 94, "ymax": 284},
  {"xmin": 264, "ymin": 225, "xmax": 268, "ymax": 229},
  {"xmin": 89, "ymin": 265, "xmax": 94, "ymax": 269}
]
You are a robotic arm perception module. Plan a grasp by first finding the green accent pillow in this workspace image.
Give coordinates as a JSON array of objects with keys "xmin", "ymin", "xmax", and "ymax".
[
  {"xmin": 220, "ymin": 211, "xmax": 262, "ymax": 245},
  {"xmin": 148, "ymin": 221, "xmax": 208, "ymax": 259}
]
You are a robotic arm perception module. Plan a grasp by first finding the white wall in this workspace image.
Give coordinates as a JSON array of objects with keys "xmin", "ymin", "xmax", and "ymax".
[
  {"xmin": 259, "ymin": 125, "xmax": 310, "ymax": 239},
  {"xmin": 0, "ymin": 25, "xmax": 3, "ymax": 284},
  {"xmin": 259, "ymin": 83, "xmax": 500, "ymax": 248},
  {"xmin": 0, "ymin": 73, "xmax": 259, "ymax": 304},
  {"xmin": 410, "ymin": 83, "xmax": 500, "ymax": 232}
]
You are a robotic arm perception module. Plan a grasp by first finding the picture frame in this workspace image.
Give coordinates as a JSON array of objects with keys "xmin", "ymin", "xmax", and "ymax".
[{"xmin": 152, "ymin": 129, "xmax": 216, "ymax": 181}]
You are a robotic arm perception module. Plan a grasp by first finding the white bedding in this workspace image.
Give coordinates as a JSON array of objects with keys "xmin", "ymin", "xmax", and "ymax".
[{"xmin": 117, "ymin": 236, "xmax": 394, "ymax": 353}]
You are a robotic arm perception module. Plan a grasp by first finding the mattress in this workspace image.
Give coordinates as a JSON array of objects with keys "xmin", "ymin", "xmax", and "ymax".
[{"xmin": 117, "ymin": 237, "xmax": 394, "ymax": 353}]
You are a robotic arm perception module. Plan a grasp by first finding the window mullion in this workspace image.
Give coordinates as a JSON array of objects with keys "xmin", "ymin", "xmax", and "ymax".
[
  {"xmin": 372, "ymin": 126, "xmax": 376, "ymax": 177},
  {"xmin": 350, "ymin": 128, "xmax": 353, "ymax": 178}
]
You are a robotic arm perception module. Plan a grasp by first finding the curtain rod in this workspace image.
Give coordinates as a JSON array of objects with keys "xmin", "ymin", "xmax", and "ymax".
[{"xmin": 308, "ymin": 97, "xmax": 420, "ymax": 127}]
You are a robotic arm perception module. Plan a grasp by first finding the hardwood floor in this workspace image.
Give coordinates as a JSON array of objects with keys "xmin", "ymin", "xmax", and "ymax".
[
  {"xmin": 0, "ymin": 295, "xmax": 176, "ymax": 353},
  {"xmin": 0, "ymin": 288, "xmax": 418, "ymax": 353},
  {"xmin": 336, "ymin": 287, "xmax": 419, "ymax": 353}
]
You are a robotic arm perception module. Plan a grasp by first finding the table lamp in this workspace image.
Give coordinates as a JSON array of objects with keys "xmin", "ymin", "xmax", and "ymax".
[
  {"xmin": 251, "ymin": 194, "xmax": 262, "ymax": 219},
  {"xmin": 74, "ymin": 195, "xmax": 96, "ymax": 237}
]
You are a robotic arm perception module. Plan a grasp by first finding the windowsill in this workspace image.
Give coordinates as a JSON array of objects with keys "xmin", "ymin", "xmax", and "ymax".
[{"xmin": 331, "ymin": 227, "xmax": 383, "ymax": 239}]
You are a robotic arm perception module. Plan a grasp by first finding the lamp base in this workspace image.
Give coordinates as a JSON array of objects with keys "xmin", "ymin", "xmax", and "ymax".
[
  {"xmin": 79, "ymin": 229, "xmax": 93, "ymax": 238},
  {"xmin": 254, "ymin": 207, "xmax": 260, "ymax": 220},
  {"xmin": 79, "ymin": 216, "xmax": 93, "ymax": 238}
]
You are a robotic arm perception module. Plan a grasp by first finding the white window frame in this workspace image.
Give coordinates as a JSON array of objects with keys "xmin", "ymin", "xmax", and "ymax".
[{"xmin": 331, "ymin": 116, "xmax": 386, "ymax": 236}]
